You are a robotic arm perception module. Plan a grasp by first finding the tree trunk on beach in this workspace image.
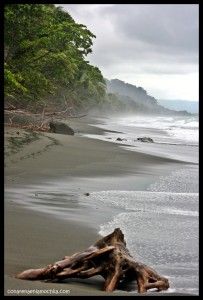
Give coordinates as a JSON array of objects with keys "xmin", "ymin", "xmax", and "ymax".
[{"xmin": 16, "ymin": 228, "xmax": 169, "ymax": 294}]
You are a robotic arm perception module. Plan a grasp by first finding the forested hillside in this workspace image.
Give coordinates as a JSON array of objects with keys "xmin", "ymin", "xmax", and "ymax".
[
  {"xmin": 4, "ymin": 4, "xmax": 106, "ymax": 113},
  {"xmin": 106, "ymin": 79, "xmax": 191, "ymax": 115}
]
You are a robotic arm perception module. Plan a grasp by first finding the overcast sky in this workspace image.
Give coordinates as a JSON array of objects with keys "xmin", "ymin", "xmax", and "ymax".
[{"xmin": 58, "ymin": 4, "xmax": 199, "ymax": 101}]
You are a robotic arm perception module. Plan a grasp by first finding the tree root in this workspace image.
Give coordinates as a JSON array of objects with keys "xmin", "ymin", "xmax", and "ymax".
[{"xmin": 16, "ymin": 228, "xmax": 169, "ymax": 294}]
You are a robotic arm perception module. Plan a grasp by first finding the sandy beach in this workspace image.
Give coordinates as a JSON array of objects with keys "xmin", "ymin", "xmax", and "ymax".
[{"xmin": 4, "ymin": 116, "xmax": 197, "ymax": 296}]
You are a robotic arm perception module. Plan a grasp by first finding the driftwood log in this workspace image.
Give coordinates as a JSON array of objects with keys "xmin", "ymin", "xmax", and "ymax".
[{"xmin": 16, "ymin": 228, "xmax": 169, "ymax": 294}]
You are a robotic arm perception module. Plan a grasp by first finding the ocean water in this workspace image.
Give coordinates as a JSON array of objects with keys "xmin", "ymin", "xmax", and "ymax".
[
  {"xmin": 112, "ymin": 114, "xmax": 199, "ymax": 145},
  {"xmin": 85, "ymin": 114, "xmax": 199, "ymax": 295},
  {"xmin": 93, "ymin": 178, "xmax": 199, "ymax": 294},
  {"xmin": 83, "ymin": 114, "xmax": 199, "ymax": 163},
  {"xmin": 90, "ymin": 114, "xmax": 199, "ymax": 146}
]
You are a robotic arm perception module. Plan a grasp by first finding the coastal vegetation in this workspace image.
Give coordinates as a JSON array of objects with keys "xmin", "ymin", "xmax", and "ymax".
[{"xmin": 4, "ymin": 4, "xmax": 106, "ymax": 113}]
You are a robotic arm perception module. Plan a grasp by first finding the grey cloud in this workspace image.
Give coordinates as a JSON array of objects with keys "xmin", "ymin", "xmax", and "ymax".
[
  {"xmin": 59, "ymin": 4, "xmax": 199, "ymax": 99},
  {"xmin": 100, "ymin": 5, "xmax": 198, "ymax": 53},
  {"xmin": 61, "ymin": 4, "xmax": 198, "ymax": 60}
]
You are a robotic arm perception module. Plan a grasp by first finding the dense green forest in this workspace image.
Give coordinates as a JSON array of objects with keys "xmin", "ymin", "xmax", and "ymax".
[{"xmin": 4, "ymin": 4, "xmax": 109, "ymax": 112}]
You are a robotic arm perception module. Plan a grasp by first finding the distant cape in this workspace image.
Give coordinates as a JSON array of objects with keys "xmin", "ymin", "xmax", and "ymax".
[{"xmin": 106, "ymin": 79, "xmax": 191, "ymax": 115}]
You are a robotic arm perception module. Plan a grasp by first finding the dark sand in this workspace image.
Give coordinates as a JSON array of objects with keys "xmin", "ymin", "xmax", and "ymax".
[{"xmin": 4, "ymin": 118, "xmax": 194, "ymax": 296}]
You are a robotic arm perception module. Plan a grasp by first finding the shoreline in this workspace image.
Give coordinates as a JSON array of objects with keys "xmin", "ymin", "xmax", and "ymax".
[{"xmin": 4, "ymin": 117, "xmax": 198, "ymax": 296}]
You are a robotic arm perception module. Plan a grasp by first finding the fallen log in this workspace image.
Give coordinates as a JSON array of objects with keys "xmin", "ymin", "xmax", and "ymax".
[{"xmin": 16, "ymin": 228, "xmax": 169, "ymax": 294}]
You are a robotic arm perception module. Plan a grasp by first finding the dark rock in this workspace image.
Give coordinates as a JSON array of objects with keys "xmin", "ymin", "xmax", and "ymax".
[
  {"xmin": 137, "ymin": 137, "xmax": 154, "ymax": 143},
  {"xmin": 49, "ymin": 121, "xmax": 74, "ymax": 135},
  {"xmin": 84, "ymin": 193, "xmax": 90, "ymax": 196},
  {"xmin": 116, "ymin": 137, "xmax": 124, "ymax": 141},
  {"xmin": 116, "ymin": 137, "xmax": 127, "ymax": 141}
]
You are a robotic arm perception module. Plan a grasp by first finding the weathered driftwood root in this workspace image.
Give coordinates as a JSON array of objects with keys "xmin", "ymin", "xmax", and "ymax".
[{"xmin": 16, "ymin": 228, "xmax": 169, "ymax": 294}]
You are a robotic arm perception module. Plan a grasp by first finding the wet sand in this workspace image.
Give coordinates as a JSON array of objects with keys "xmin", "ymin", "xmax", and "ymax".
[{"xmin": 4, "ymin": 118, "xmax": 194, "ymax": 296}]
